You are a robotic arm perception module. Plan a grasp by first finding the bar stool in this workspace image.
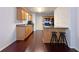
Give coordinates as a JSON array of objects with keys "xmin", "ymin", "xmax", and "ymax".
[
  {"xmin": 59, "ymin": 32, "xmax": 68, "ymax": 46},
  {"xmin": 50, "ymin": 32, "xmax": 58, "ymax": 43}
]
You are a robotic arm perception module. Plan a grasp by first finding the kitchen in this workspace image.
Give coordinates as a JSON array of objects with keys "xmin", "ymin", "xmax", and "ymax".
[
  {"xmin": 15, "ymin": 7, "xmax": 69, "ymax": 51},
  {"xmin": 1, "ymin": 7, "xmax": 78, "ymax": 52}
]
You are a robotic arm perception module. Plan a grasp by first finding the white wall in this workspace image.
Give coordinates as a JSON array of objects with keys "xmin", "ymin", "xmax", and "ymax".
[
  {"xmin": 69, "ymin": 8, "xmax": 77, "ymax": 48},
  {"xmin": 0, "ymin": 7, "xmax": 16, "ymax": 51},
  {"xmin": 35, "ymin": 14, "xmax": 43, "ymax": 30},
  {"xmin": 69, "ymin": 8, "xmax": 79, "ymax": 51},
  {"xmin": 75, "ymin": 8, "xmax": 79, "ymax": 50},
  {"xmin": 54, "ymin": 7, "xmax": 70, "ymax": 28},
  {"xmin": 32, "ymin": 13, "xmax": 44, "ymax": 30},
  {"xmin": 32, "ymin": 13, "xmax": 37, "ymax": 31}
]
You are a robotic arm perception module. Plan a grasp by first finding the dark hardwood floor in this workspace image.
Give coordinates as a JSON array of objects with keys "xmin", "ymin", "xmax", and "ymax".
[{"xmin": 1, "ymin": 30, "xmax": 78, "ymax": 52}]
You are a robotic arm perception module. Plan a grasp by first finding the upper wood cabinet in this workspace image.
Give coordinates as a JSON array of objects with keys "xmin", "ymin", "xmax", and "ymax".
[
  {"xmin": 28, "ymin": 14, "xmax": 32, "ymax": 21},
  {"xmin": 17, "ymin": 7, "xmax": 26, "ymax": 20},
  {"xmin": 42, "ymin": 16, "xmax": 54, "ymax": 21},
  {"xmin": 21, "ymin": 9, "xmax": 25, "ymax": 20},
  {"xmin": 17, "ymin": 7, "xmax": 32, "ymax": 21},
  {"xmin": 17, "ymin": 7, "xmax": 22, "ymax": 20},
  {"xmin": 17, "ymin": 7, "xmax": 28, "ymax": 20}
]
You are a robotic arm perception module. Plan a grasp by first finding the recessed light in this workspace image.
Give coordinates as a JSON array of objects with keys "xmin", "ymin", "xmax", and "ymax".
[{"xmin": 36, "ymin": 7, "xmax": 44, "ymax": 13}]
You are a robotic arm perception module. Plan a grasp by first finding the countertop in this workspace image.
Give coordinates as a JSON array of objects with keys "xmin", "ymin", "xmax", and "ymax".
[
  {"xmin": 43, "ymin": 26, "xmax": 68, "ymax": 29},
  {"xmin": 16, "ymin": 24, "xmax": 33, "ymax": 27}
]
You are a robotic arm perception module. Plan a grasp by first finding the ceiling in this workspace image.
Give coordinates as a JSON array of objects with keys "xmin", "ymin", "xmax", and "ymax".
[{"xmin": 27, "ymin": 7, "xmax": 56, "ymax": 14}]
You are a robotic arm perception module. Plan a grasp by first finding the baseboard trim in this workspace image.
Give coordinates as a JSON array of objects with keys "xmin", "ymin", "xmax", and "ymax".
[
  {"xmin": 70, "ymin": 46, "xmax": 79, "ymax": 52},
  {"xmin": 74, "ymin": 48, "xmax": 79, "ymax": 51},
  {"xmin": 0, "ymin": 40, "xmax": 16, "ymax": 51}
]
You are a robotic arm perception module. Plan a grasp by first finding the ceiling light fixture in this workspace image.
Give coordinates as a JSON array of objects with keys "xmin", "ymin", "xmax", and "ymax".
[{"xmin": 36, "ymin": 7, "xmax": 44, "ymax": 13}]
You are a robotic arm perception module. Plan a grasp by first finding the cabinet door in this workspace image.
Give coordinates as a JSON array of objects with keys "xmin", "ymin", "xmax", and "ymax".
[
  {"xmin": 43, "ymin": 29, "xmax": 52, "ymax": 43},
  {"xmin": 17, "ymin": 7, "xmax": 27, "ymax": 21},
  {"xmin": 16, "ymin": 26, "xmax": 26, "ymax": 40},
  {"xmin": 17, "ymin": 7, "xmax": 22, "ymax": 20},
  {"xmin": 21, "ymin": 9, "xmax": 25, "ymax": 20},
  {"xmin": 25, "ymin": 26, "xmax": 29, "ymax": 38},
  {"xmin": 29, "ymin": 15, "xmax": 32, "ymax": 21},
  {"xmin": 25, "ymin": 26, "xmax": 33, "ymax": 38}
]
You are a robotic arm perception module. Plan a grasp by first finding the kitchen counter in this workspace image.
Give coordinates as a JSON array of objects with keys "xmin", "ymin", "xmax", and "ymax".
[
  {"xmin": 43, "ymin": 26, "xmax": 68, "ymax": 29},
  {"xmin": 16, "ymin": 24, "xmax": 33, "ymax": 27},
  {"xmin": 43, "ymin": 26, "xmax": 69, "ymax": 33}
]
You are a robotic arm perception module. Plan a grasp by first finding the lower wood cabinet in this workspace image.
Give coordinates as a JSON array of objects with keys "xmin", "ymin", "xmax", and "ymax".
[
  {"xmin": 42, "ymin": 29, "xmax": 52, "ymax": 43},
  {"xmin": 25, "ymin": 25, "xmax": 33, "ymax": 38},
  {"xmin": 16, "ymin": 25, "xmax": 33, "ymax": 40}
]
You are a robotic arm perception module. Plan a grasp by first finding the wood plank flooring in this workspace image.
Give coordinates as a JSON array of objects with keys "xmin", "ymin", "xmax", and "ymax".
[{"xmin": 1, "ymin": 30, "xmax": 78, "ymax": 52}]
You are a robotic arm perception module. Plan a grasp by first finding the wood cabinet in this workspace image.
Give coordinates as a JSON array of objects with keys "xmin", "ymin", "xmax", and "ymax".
[
  {"xmin": 16, "ymin": 26, "xmax": 26, "ymax": 40},
  {"xmin": 16, "ymin": 25, "xmax": 33, "ymax": 40},
  {"xmin": 17, "ymin": 7, "xmax": 32, "ymax": 21},
  {"xmin": 42, "ymin": 16, "xmax": 54, "ymax": 21},
  {"xmin": 43, "ymin": 29, "xmax": 52, "ymax": 43},
  {"xmin": 17, "ymin": 7, "xmax": 22, "ymax": 20},
  {"xmin": 28, "ymin": 15, "xmax": 32, "ymax": 21},
  {"xmin": 17, "ymin": 7, "xmax": 28, "ymax": 21},
  {"xmin": 25, "ymin": 25, "xmax": 33, "ymax": 38},
  {"xmin": 21, "ymin": 9, "xmax": 26, "ymax": 20}
]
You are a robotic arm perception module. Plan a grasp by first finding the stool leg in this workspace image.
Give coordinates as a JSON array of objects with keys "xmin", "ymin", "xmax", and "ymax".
[
  {"xmin": 59, "ymin": 35, "xmax": 61, "ymax": 43},
  {"xmin": 64, "ymin": 35, "xmax": 68, "ymax": 46},
  {"xmin": 55, "ymin": 36, "xmax": 58, "ymax": 43},
  {"xmin": 50, "ymin": 35, "xmax": 57, "ymax": 43}
]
